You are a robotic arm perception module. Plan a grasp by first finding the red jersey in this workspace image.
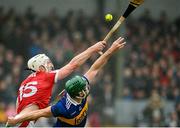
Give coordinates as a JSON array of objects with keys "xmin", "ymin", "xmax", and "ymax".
[{"xmin": 17, "ymin": 71, "xmax": 58, "ymax": 114}]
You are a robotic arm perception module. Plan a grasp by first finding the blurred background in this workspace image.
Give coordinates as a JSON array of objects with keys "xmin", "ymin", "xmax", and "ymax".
[{"xmin": 0, "ymin": 0, "xmax": 180, "ymax": 127}]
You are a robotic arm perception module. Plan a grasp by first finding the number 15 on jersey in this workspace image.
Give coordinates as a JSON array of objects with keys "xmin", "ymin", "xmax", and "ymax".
[{"xmin": 19, "ymin": 81, "xmax": 38, "ymax": 101}]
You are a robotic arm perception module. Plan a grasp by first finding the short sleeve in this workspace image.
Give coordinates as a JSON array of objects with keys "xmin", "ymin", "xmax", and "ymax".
[
  {"xmin": 51, "ymin": 101, "xmax": 66, "ymax": 117},
  {"xmin": 82, "ymin": 75, "xmax": 90, "ymax": 85},
  {"xmin": 46, "ymin": 70, "xmax": 59, "ymax": 83}
]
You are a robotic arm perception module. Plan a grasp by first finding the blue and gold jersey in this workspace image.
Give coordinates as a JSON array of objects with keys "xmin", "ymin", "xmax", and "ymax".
[{"xmin": 51, "ymin": 92, "xmax": 88, "ymax": 127}]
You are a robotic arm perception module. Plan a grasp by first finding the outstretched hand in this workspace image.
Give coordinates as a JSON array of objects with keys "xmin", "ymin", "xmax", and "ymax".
[
  {"xmin": 109, "ymin": 37, "xmax": 126, "ymax": 53},
  {"xmin": 91, "ymin": 41, "xmax": 106, "ymax": 52}
]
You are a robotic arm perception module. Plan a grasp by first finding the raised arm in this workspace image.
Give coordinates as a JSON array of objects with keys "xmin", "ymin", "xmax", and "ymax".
[
  {"xmin": 56, "ymin": 41, "xmax": 106, "ymax": 80},
  {"xmin": 7, "ymin": 107, "xmax": 52, "ymax": 126},
  {"xmin": 84, "ymin": 37, "xmax": 126, "ymax": 83}
]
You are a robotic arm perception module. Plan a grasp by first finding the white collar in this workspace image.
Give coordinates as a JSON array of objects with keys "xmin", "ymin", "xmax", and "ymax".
[{"xmin": 67, "ymin": 93, "xmax": 80, "ymax": 106}]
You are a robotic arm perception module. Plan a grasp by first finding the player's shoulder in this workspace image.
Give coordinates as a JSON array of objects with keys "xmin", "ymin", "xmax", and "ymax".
[
  {"xmin": 42, "ymin": 70, "xmax": 58, "ymax": 76},
  {"xmin": 53, "ymin": 96, "xmax": 67, "ymax": 111},
  {"xmin": 44, "ymin": 70, "xmax": 58, "ymax": 78},
  {"xmin": 60, "ymin": 94, "xmax": 67, "ymax": 105},
  {"xmin": 33, "ymin": 71, "xmax": 54, "ymax": 78},
  {"xmin": 55, "ymin": 92, "xmax": 67, "ymax": 104},
  {"xmin": 22, "ymin": 72, "xmax": 44, "ymax": 83},
  {"xmin": 57, "ymin": 92, "xmax": 75, "ymax": 110},
  {"xmin": 21, "ymin": 73, "xmax": 36, "ymax": 84},
  {"xmin": 26, "ymin": 72, "xmax": 43, "ymax": 78},
  {"xmin": 26, "ymin": 72, "xmax": 45, "ymax": 79}
]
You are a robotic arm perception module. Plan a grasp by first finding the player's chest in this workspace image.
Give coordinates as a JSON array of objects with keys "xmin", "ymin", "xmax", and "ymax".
[
  {"xmin": 69, "ymin": 105, "xmax": 85, "ymax": 116},
  {"xmin": 58, "ymin": 102, "xmax": 88, "ymax": 126},
  {"xmin": 69, "ymin": 102, "xmax": 88, "ymax": 121}
]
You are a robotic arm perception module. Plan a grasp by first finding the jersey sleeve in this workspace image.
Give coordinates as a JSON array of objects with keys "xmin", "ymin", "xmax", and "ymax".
[
  {"xmin": 46, "ymin": 70, "xmax": 59, "ymax": 83},
  {"xmin": 82, "ymin": 75, "xmax": 90, "ymax": 85},
  {"xmin": 51, "ymin": 100, "xmax": 66, "ymax": 117}
]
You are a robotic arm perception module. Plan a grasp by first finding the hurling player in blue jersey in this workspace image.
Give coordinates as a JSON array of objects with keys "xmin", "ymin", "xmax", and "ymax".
[{"xmin": 7, "ymin": 37, "xmax": 126, "ymax": 127}]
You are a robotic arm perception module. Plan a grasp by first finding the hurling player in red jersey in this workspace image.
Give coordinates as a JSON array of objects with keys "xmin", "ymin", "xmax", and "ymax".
[
  {"xmin": 7, "ymin": 37, "xmax": 126, "ymax": 127},
  {"xmin": 7, "ymin": 41, "xmax": 106, "ymax": 127}
]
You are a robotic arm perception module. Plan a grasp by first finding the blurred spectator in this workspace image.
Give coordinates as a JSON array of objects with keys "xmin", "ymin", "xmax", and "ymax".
[
  {"xmin": 143, "ymin": 90, "xmax": 165, "ymax": 126},
  {"xmin": 101, "ymin": 75, "xmax": 115, "ymax": 125},
  {"xmin": 165, "ymin": 111, "xmax": 179, "ymax": 127},
  {"xmin": 87, "ymin": 95, "xmax": 101, "ymax": 127},
  {"xmin": 0, "ymin": 102, "xmax": 7, "ymax": 126},
  {"xmin": 5, "ymin": 103, "xmax": 16, "ymax": 117},
  {"xmin": 124, "ymin": 10, "xmax": 180, "ymax": 100},
  {"xmin": 174, "ymin": 101, "xmax": 180, "ymax": 126}
]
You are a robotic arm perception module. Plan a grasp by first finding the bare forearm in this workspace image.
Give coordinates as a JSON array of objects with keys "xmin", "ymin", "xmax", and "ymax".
[
  {"xmin": 84, "ymin": 49, "xmax": 114, "ymax": 82},
  {"xmin": 57, "ymin": 47, "xmax": 96, "ymax": 80},
  {"xmin": 56, "ymin": 47, "xmax": 96, "ymax": 80},
  {"xmin": 90, "ymin": 49, "xmax": 114, "ymax": 72},
  {"xmin": 56, "ymin": 41, "xmax": 105, "ymax": 80},
  {"xmin": 15, "ymin": 107, "xmax": 52, "ymax": 124},
  {"xmin": 85, "ymin": 37, "xmax": 125, "ymax": 82},
  {"xmin": 69, "ymin": 47, "xmax": 95, "ymax": 67},
  {"xmin": 15, "ymin": 111, "xmax": 43, "ymax": 123},
  {"xmin": 90, "ymin": 39, "xmax": 125, "ymax": 72}
]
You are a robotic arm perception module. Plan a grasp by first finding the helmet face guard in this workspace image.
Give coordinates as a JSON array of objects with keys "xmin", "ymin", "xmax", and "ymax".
[
  {"xmin": 43, "ymin": 59, "xmax": 54, "ymax": 72},
  {"xmin": 27, "ymin": 54, "xmax": 54, "ymax": 72},
  {"xmin": 65, "ymin": 76, "xmax": 90, "ymax": 99},
  {"xmin": 76, "ymin": 85, "xmax": 90, "ymax": 99}
]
